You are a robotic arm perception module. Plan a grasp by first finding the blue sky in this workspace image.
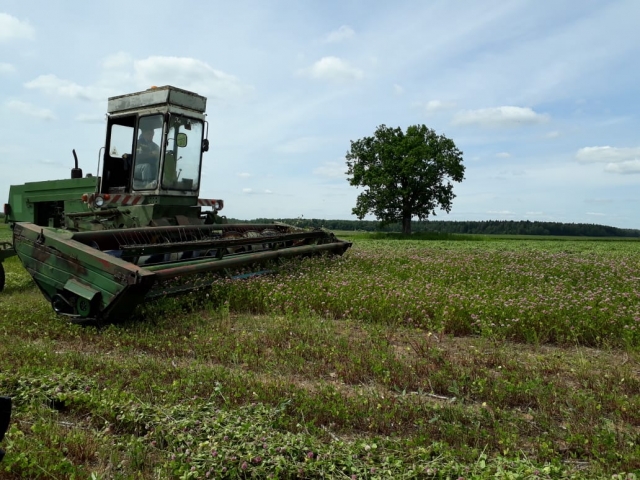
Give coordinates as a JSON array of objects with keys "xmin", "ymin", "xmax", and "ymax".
[{"xmin": 1, "ymin": 1, "xmax": 640, "ymax": 228}]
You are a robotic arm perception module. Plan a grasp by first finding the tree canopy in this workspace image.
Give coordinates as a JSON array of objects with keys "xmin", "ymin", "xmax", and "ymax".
[{"xmin": 346, "ymin": 124, "xmax": 465, "ymax": 234}]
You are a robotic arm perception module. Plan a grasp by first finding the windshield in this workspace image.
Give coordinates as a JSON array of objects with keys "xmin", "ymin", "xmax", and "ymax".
[
  {"xmin": 162, "ymin": 116, "xmax": 203, "ymax": 191},
  {"xmin": 133, "ymin": 114, "xmax": 163, "ymax": 190}
]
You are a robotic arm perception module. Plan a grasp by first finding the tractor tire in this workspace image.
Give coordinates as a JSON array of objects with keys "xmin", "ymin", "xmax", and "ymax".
[{"xmin": 0, "ymin": 263, "xmax": 4, "ymax": 292}]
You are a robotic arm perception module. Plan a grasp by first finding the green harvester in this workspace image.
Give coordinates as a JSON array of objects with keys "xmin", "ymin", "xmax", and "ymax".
[{"xmin": 1, "ymin": 86, "xmax": 351, "ymax": 322}]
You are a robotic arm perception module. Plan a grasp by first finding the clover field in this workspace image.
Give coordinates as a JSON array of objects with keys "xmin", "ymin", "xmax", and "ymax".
[{"xmin": 0, "ymin": 224, "xmax": 638, "ymax": 479}]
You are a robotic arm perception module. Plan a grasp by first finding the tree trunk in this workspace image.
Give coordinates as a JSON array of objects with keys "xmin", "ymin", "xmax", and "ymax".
[{"xmin": 402, "ymin": 214, "xmax": 412, "ymax": 235}]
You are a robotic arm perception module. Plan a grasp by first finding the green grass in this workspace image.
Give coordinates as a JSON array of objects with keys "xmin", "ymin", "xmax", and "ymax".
[{"xmin": 0, "ymin": 231, "xmax": 639, "ymax": 478}]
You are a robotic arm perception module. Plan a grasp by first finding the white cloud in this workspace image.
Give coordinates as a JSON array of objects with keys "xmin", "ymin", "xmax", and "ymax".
[
  {"xmin": 75, "ymin": 113, "xmax": 106, "ymax": 124},
  {"xmin": 6, "ymin": 100, "xmax": 55, "ymax": 120},
  {"xmin": 242, "ymin": 187, "xmax": 274, "ymax": 195},
  {"xmin": 0, "ymin": 63, "xmax": 15, "ymax": 74},
  {"xmin": 545, "ymin": 131, "xmax": 560, "ymax": 139},
  {"xmin": 24, "ymin": 55, "xmax": 251, "ymax": 104},
  {"xmin": 604, "ymin": 160, "xmax": 640, "ymax": 174},
  {"xmin": 487, "ymin": 210, "xmax": 516, "ymax": 215},
  {"xmin": 425, "ymin": 100, "xmax": 456, "ymax": 113},
  {"xmin": 132, "ymin": 56, "xmax": 252, "ymax": 100},
  {"xmin": 324, "ymin": 25, "xmax": 355, "ymax": 43},
  {"xmin": 576, "ymin": 146, "xmax": 640, "ymax": 164},
  {"xmin": 99, "ymin": 53, "xmax": 135, "ymax": 89},
  {"xmin": 496, "ymin": 152, "xmax": 511, "ymax": 158},
  {"xmin": 0, "ymin": 13, "xmax": 35, "ymax": 43},
  {"xmin": 452, "ymin": 106, "xmax": 549, "ymax": 127},
  {"xmin": 102, "ymin": 52, "xmax": 133, "ymax": 70},
  {"xmin": 313, "ymin": 161, "xmax": 346, "ymax": 179},
  {"xmin": 586, "ymin": 212, "xmax": 606, "ymax": 216},
  {"xmin": 526, "ymin": 211, "xmax": 543, "ymax": 215},
  {"xmin": 24, "ymin": 74, "xmax": 108, "ymax": 101},
  {"xmin": 275, "ymin": 136, "xmax": 326, "ymax": 154},
  {"xmin": 496, "ymin": 168, "xmax": 526, "ymax": 176},
  {"xmin": 393, "ymin": 84, "xmax": 404, "ymax": 95},
  {"xmin": 238, "ymin": 172, "xmax": 251, "ymax": 178},
  {"xmin": 298, "ymin": 56, "xmax": 364, "ymax": 82}
]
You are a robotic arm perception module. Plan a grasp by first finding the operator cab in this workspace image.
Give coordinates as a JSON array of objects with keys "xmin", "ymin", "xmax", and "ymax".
[{"xmin": 100, "ymin": 86, "xmax": 209, "ymax": 196}]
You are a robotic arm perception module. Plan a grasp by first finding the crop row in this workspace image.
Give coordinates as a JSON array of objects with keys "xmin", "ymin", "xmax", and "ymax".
[{"xmin": 200, "ymin": 239, "xmax": 640, "ymax": 347}]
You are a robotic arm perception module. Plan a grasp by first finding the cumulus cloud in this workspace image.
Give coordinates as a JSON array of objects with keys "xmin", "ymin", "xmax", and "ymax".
[
  {"xmin": 313, "ymin": 161, "xmax": 346, "ymax": 179},
  {"xmin": 487, "ymin": 210, "xmax": 516, "ymax": 215},
  {"xmin": 425, "ymin": 100, "xmax": 456, "ymax": 113},
  {"xmin": 24, "ymin": 55, "xmax": 252, "ymax": 104},
  {"xmin": 24, "ymin": 74, "xmax": 108, "ymax": 101},
  {"xmin": 102, "ymin": 52, "xmax": 133, "ymax": 70},
  {"xmin": 604, "ymin": 160, "xmax": 640, "ymax": 174},
  {"xmin": 393, "ymin": 84, "xmax": 404, "ymax": 95},
  {"xmin": 298, "ymin": 57, "xmax": 363, "ymax": 82},
  {"xmin": 577, "ymin": 146, "xmax": 640, "ymax": 175},
  {"xmin": 76, "ymin": 113, "xmax": 106, "ymax": 124},
  {"xmin": 6, "ymin": 100, "xmax": 55, "ymax": 120},
  {"xmin": 452, "ymin": 106, "xmax": 549, "ymax": 127},
  {"xmin": 0, "ymin": 63, "xmax": 15, "ymax": 74},
  {"xmin": 242, "ymin": 187, "xmax": 273, "ymax": 195},
  {"xmin": 496, "ymin": 152, "xmax": 511, "ymax": 158},
  {"xmin": 132, "ymin": 56, "xmax": 252, "ymax": 99},
  {"xmin": 238, "ymin": 172, "xmax": 251, "ymax": 178},
  {"xmin": 0, "ymin": 13, "xmax": 35, "ymax": 43},
  {"xmin": 324, "ymin": 25, "xmax": 355, "ymax": 43},
  {"xmin": 276, "ymin": 136, "xmax": 326, "ymax": 154},
  {"xmin": 575, "ymin": 146, "xmax": 640, "ymax": 164}
]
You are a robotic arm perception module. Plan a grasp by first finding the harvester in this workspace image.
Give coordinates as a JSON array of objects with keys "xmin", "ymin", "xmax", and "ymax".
[{"xmin": 1, "ymin": 86, "xmax": 351, "ymax": 322}]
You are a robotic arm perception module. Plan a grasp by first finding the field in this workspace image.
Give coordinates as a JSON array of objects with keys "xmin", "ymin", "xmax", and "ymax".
[{"xmin": 0, "ymin": 224, "xmax": 639, "ymax": 479}]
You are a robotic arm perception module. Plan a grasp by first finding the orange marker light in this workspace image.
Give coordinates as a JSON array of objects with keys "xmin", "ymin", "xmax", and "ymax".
[{"xmin": 81, "ymin": 194, "xmax": 88, "ymax": 202}]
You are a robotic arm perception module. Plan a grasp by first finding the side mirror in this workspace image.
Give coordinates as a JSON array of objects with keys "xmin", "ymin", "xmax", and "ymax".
[
  {"xmin": 202, "ymin": 138, "xmax": 209, "ymax": 152},
  {"xmin": 176, "ymin": 133, "xmax": 188, "ymax": 148}
]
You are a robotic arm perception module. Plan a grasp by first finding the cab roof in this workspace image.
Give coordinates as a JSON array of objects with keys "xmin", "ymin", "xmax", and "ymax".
[{"xmin": 107, "ymin": 86, "xmax": 207, "ymax": 115}]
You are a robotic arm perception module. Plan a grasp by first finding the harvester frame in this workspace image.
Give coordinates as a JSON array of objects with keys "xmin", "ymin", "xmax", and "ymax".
[{"xmin": 3, "ymin": 86, "xmax": 351, "ymax": 322}]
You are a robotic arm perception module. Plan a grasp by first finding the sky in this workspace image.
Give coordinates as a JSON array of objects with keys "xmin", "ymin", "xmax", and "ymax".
[{"xmin": 1, "ymin": 1, "xmax": 640, "ymax": 228}]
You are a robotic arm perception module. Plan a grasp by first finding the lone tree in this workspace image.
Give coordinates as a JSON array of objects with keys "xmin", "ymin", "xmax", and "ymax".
[{"xmin": 346, "ymin": 124, "xmax": 465, "ymax": 234}]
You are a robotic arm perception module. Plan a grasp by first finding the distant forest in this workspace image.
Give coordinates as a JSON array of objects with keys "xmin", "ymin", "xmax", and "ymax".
[
  {"xmin": 230, "ymin": 218, "xmax": 640, "ymax": 238},
  {"xmin": 2, "ymin": 212, "xmax": 637, "ymax": 237}
]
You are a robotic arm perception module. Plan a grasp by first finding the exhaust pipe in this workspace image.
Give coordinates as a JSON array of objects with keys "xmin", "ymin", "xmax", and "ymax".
[{"xmin": 71, "ymin": 149, "xmax": 83, "ymax": 179}]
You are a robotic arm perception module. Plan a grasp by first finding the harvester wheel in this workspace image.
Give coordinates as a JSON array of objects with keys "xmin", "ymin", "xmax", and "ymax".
[
  {"xmin": 0, "ymin": 263, "xmax": 4, "ymax": 292},
  {"xmin": 76, "ymin": 297, "xmax": 93, "ymax": 317}
]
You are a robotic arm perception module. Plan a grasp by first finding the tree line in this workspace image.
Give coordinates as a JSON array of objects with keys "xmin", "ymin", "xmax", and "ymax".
[
  {"xmin": 3, "ymin": 211, "xmax": 634, "ymax": 237},
  {"xmin": 230, "ymin": 218, "xmax": 640, "ymax": 238}
]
